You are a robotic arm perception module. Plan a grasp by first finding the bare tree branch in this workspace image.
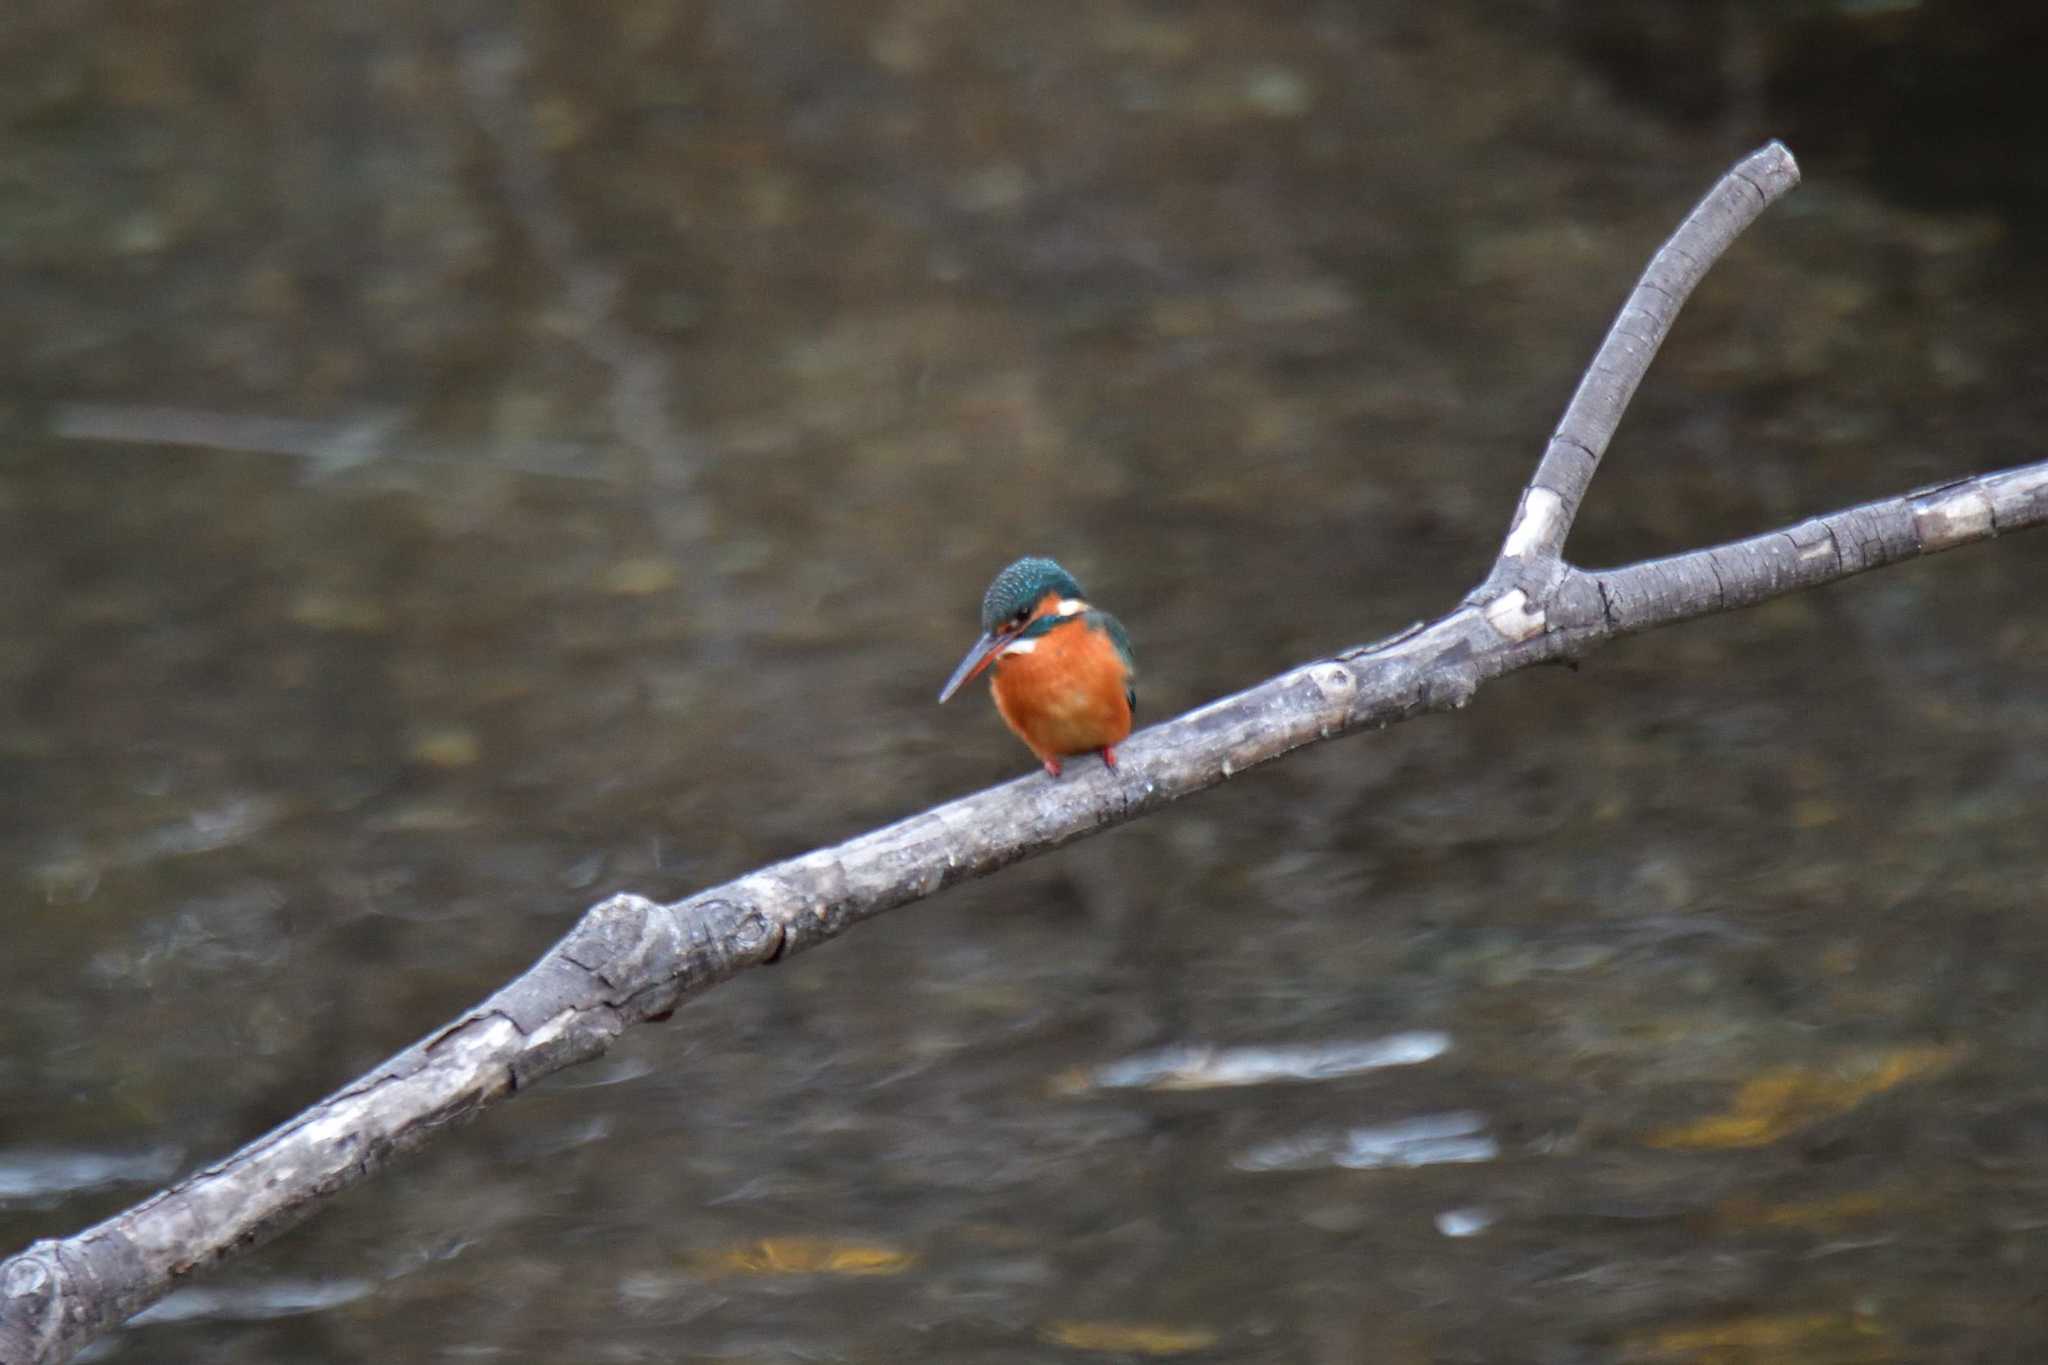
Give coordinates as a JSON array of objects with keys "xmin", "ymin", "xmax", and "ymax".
[
  {"xmin": 1580, "ymin": 462, "xmax": 2048, "ymax": 633},
  {"xmin": 1477, "ymin": 141, "xmax": 1800, "ymax": 601},
  {"xmin": 7, "ymin": 141, "xmax": 2045, "ymax": 1365}
]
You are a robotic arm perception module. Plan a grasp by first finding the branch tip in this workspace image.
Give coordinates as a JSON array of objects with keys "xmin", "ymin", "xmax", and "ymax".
[{"xmin": 1496, "ymin": 141, "xmax": 1802, "ymax": 568}]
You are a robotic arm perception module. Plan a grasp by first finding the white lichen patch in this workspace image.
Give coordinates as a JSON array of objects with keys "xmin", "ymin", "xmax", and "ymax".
[
  {"xmin": 1481, "ymin": 589, "xmax": 1544, "ymax": 642},
  {"xmin": 1912, "ymin": 485, "xmax": 1994, "ymax": 546},
  {"xmin": 1501, "ymin": 487, "xmax": 1563, "ymax": 559},
  {"xmin": 522, "ymin": 1010, "xmax": 580, "ymax": 1052}
]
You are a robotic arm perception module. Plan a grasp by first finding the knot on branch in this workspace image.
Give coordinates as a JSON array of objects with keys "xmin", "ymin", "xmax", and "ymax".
[
  {"xmin": 0, "ymin": 1241, "xmax": 91, "ymax": 1364},
  {"xmin": 1479, "ymin": 589, "xmax": 1547, "ymax": 644},
  {"xmin": 690, "ymin": 897, "xmax": 786, "ymax": 966},
  {"xmin": 560, "ymin": 893, "xmax": 667, "ymax": 983}
]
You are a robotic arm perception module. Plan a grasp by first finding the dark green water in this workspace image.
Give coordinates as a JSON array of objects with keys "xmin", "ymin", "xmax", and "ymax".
[{"xmin": 5, "ymin": 3, "xmax": 2048, "ymax": 1361}]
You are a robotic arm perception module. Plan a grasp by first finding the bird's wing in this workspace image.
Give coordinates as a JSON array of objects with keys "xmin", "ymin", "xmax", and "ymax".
[{"xmin": 1084, "ymin": 610, "xmax": 1136, "ymax": 713}]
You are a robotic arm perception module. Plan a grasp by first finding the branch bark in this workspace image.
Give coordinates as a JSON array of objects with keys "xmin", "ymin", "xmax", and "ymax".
[
  {"xmin": 1475, "ymin": 142, "xmax": 1803, "ymax": 600},
  {"xmin": 6, "ymin": 141, "xmax": 2045, "ymax": 1365}
]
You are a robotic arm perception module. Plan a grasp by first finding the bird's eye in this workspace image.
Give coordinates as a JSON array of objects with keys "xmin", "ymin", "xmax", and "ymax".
[{"xmin": 1013, "ymin": 607, "xmax": 1030, "ymax": 624}]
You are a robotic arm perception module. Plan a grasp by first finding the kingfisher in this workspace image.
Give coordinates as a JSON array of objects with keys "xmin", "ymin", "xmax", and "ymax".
[{"xmin": 937, "ymin": 556, "xmax": 1136, "ymax": 778}]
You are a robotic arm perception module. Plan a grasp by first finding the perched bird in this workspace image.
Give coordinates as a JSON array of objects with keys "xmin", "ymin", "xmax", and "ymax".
[{"xmin": 937, "ymin": 556, "xmax": 1136, "ymax": 778}]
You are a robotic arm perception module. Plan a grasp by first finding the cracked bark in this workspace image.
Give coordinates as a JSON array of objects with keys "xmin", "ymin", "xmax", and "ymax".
[{"xmin": 6, "ymin": 140, "xmax": 2048, "ymax": 1365}]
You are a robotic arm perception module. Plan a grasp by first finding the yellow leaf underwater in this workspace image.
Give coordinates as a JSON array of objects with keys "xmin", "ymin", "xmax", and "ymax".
[
  {"xmin": 686, "ymin": 1236, "xmax": 916, "ymax": 1278},
  {"xmin": 599, "ymin": 557, "xmax": 679, "ymax": 596},
  {"xmin": 1646, "ymin": 1045, "xmax": 1962, "ymax": 1150},
  {"xmin": 1040, "ymin": 1320, "xmax": 1218, "ymax": 1355},
  {"xmin": 1623, "ymin": 1309, "xmax": 1894, "ymax": 1364},
  {"xmin": 1713, "ymin": 1189, "xmax": 1890, "ymax": 1232}
]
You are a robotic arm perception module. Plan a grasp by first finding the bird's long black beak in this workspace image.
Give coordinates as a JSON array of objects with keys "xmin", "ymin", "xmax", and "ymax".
[{"xmin": 937, "ymin": 629, "xmax": 1011, "ymax": 703}]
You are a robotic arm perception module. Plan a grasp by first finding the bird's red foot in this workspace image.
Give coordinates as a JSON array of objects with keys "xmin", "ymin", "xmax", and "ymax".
[
  {"xmin": 1042, "ymin": 757, "xmax": 1063, "ymax": 778},
  {"xmin": 1102, "ymin": 746, "xmax": 1119, "ymax": 769}
]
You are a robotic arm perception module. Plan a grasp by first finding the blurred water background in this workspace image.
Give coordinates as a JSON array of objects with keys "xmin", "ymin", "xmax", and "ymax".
[{"xmin": 4, "ymin": 2, "xmax": 2048, "ymax": 1361}]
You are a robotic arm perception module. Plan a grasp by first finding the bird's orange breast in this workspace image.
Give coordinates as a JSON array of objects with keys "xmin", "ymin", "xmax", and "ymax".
[{"xmin": 988, "ymin": 618, "xmax": 1133, "ymax": 763}]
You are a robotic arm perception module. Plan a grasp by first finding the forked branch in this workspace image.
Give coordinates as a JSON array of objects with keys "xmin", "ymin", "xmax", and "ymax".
[
  {"xmin": 1496, "ymin": 143, "xmax": 1803, "ymax": 576},
  {"xmin": 6, "ymin": 141, "xmax": 2046, "ymax": 1365}
]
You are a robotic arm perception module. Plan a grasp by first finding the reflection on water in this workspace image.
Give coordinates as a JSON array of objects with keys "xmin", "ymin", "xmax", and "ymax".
[
  {"xmin": 1062, "ymin": 1031, "xmax": 1451, "ymax": 1092},
  {"xmin": 0, "ymin": 1148, "xmax": 183, "ymax": 1207},
  {"xmin": 1435, "ymin": 1206, "xmax": 1497, "ymax": 1239},
  {"xmin": 126, "ymin": 1279, "xmax": 376, "ymax": 1327},
  {"xmin": 5, "ymin": 2, "xmax": 2048, "ymax": 1362},
  {"xmin": 1235, "ymin": 1111, "xmax": 1500, "ymax": 1173}
]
